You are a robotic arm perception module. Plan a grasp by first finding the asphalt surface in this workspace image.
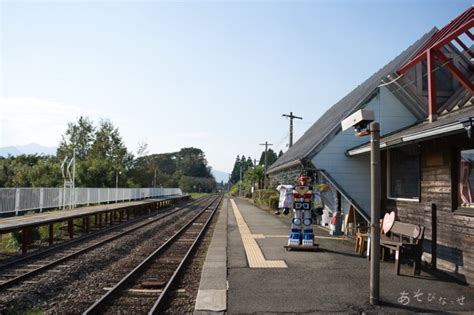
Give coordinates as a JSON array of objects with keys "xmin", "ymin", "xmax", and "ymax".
[{"xmin": 226, "ymin": 197, "xmax": 474, "ymax": 314}]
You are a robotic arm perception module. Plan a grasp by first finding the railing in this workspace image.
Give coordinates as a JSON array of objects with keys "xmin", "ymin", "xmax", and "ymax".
[{"xmin": 0, "ymin": 187, "xmax": 183, "ymax": 215}]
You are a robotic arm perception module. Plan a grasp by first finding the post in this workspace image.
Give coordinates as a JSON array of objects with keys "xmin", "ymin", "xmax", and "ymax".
[
  {"xmin": 239, "ymin": 165, "xmax": 243, "ymax": 196},
  {"xmin": 370, "ymin": 121, "xmax": 381, "ymax": 305},
  {"xmin": 427, "ymin": 49, "xmax": 437, "ymax": 122},
  {"xmin": 49, "ymin": 223, "xmax": 54, "ymax": 245},
  {"xmin": 431, "ymin": 203, "xmax": 437, "ymax": 269},
  {"xmin": 58, "ymin": 187, "xmax": 63, "ymax": 209},
  {"xmin": 282, "ymin": 112, "xmax": 302, "ymax": 148},
  {"xmin": 22, "ymin": 228, "xmax": 29, "ymax": 254},
  {"xmin": 259, "ymin": 141, "xmax": 273, "ymax": 188},
  {"xmin": 15, "ymin": 188, "xmax": 20, "ymax": 216},
  {"xmin": 264, "ymin": 148, "xmax": 268, "ymax": 171},
  {"xmin": 39, "ymin": 188, "xmax": 44, "ymax": 212},
  {"xmin": 72, "ymin": 149, "xmax": 76, "ymax": 208},
  {"xmin": 115, "ymin": 171, "xmax": 122, "ymax": 203},
  {"xmin": 115, "ymin": 173, "xmax": 119, "ymax": 203}
]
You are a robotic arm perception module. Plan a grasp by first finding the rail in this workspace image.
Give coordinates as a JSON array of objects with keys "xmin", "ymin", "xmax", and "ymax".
[
  {"xmin": 83, "ymin": 194, "xmax": 222, "ymax": 314},
  {"xmin": 0, "ymin": 187, "xmax": 183, "ymax": 215},
  {"xmin": 0, "ymin": 197, "xmax": 203, "ymax": 290}
]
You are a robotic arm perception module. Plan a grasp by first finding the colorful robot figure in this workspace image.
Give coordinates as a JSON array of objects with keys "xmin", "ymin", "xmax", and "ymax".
[{"xmin": 288, "ymin": 175, "xmax": 315, "ymax": 247}]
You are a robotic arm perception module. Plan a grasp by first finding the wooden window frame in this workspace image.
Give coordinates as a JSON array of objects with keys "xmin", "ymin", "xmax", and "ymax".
[
  {"xmin": 387, "ymin": 148, "xmax": 421, "ymax": 202},
  {"xmin": 452, "ymin": 146, "xmax": 474, "ymax": 217}
]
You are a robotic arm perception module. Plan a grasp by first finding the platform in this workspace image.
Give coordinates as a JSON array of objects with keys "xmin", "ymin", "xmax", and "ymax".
[
  {"xmin": 195, "ymin": 197, "xmax": 474, "ymax": 313},
  {"xmin": 0, "ymin": 196, "xmax": 184, "ymax": 234}
]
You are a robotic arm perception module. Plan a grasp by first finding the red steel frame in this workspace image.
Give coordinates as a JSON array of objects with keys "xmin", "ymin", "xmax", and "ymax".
[{"xmin": 398, "ymin": 6, "xmax": 474, "ymax": 122}]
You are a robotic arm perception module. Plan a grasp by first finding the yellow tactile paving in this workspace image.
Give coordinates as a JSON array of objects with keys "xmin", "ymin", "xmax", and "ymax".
[{"xmin": 230, "ymin": 199, "xmax": 287, "ymax": 269}]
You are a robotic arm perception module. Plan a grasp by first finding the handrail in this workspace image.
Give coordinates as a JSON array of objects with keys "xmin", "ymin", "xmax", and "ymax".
[{"xmin": 318, "ymin": 169, "xmax": 369, "ymax": 222}]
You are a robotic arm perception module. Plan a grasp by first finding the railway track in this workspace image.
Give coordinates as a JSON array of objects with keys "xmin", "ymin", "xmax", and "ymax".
[
  {"xmin": 0, "ymin": 196, "xmax": 211, "ymax": 291},
  {"xmin": 83, "ymin": 194, "xmax": 223, "ymax": 315}
]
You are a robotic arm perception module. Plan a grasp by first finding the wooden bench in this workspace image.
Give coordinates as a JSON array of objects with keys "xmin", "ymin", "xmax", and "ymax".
[{"xmin": 380, "ymin": 221, "xmax": 425, "ymax": 276}]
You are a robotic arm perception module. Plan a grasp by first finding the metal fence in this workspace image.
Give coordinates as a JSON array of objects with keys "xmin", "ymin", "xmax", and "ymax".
[{"xmin": 0, "ymin": 187, "xmax": 183, "ymax": 215}]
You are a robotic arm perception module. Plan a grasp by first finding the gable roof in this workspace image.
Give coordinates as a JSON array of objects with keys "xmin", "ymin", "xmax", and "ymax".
[
  {"xmin": 346, "ymin": 95, "xmax": 474, "ymax": 156},
  {"xmin": 267, "ymin": 28, "xmax": 437, "ymax": 174}
]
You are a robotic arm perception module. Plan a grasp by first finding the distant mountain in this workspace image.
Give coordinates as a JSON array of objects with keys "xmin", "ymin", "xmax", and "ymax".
[
  {"xmin": 212, "ymin": 169, "xmax": 229, "ymax": 184},
  {"xmin": 0, "ymin": 143, "xmax": 57, "ymax": 157}
]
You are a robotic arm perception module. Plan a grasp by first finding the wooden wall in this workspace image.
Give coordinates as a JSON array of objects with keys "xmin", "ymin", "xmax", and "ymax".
[{"xmin": 384, "ymin": 133, "xmax": 474, "ymax": 284}]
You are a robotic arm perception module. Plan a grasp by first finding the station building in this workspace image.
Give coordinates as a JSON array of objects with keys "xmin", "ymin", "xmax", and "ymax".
[{"xmin": 267, "ymin": 7, "xmax": 474, "ymax": 284}]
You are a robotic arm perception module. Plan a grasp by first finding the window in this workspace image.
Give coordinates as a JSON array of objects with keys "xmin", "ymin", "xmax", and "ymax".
[
  {"xmin": 459, "ymin": 149, "xmax": 474, "ymax": 208},
  {"xmin": 388, "ymin": 146, "xmax": 420, "ymax": 201}
]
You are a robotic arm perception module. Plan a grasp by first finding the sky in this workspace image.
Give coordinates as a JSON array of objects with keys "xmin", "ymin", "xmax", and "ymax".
[{"xmin": 0, "ymin": 0, "xmax": 471, "ymax": 173}]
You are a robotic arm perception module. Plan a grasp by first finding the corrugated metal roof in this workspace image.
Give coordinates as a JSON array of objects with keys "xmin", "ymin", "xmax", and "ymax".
[{"xmin": 267, "ymin": 28, "xmax": 437, "ymax": 174}]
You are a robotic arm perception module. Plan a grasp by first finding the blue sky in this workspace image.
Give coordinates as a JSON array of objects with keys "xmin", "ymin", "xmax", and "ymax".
[{"xmin": 0, "ymin": 0, "xmax": 471, "ymax": 173}]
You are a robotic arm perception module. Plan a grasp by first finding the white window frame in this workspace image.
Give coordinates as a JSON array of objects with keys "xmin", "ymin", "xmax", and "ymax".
[{"xmin": 387, "ymin": 149, "xmax": 420, "ymax": 202}]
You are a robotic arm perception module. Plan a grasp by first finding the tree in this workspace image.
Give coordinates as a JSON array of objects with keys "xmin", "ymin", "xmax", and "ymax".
[
  {"xmin": 81, "ymin": 119, "xmax": 134, "ymax": 187},
  {"xmin": 278, "ymin": 150, "xmax": 284, "ymax": 158},
  {"xmin": 57, "ymin": 116, "xmax": 95, "ymax": 160},
  {"xmin": 177, "ymin": 147, "xmax": 210, "ymax": 178},
  {"xmin": 136, "ymin": 141, "xmax": 149, "ymax": 158},
  {"xmin": 246, "ymin": 156, "xmax": 254, "ymax": 169},
  {"xmin": 0, "ymin": 154, "xmax": 62, "ymax": 187},
  {"xmin": 29, "ymin": 156, "xmax": 62, "ymax": 187},
  {"xmin": 127, "ymin": 148, "xmax": 215, "ymax": 189},
  {"xmin": 230, "ymin": 155, "xmax": 241, "ymax": 184},
  {"xmin": 179, "ymin": 175, "xmax": 216, "ymax": 193},
  {"xmin": 244, "ymin": 165, "xmax": 265, "ymax": 190},
  {"xmin": 1, "ymin": 115, "xmax": 216, "ymax": 191},
  {"xmin": 258, "ymin": 149, "xmax": 278, "ymax": 167}
]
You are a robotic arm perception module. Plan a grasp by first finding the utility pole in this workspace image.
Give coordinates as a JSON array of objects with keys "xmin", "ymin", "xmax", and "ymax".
[
  {"xmin": 259, "ymin": 141, "xmax": 273, "ymax": 189},
  {"xmin": 259, "ymin": 141, "xmax": 273, "ymax": 171},
  {"xmin": 239, "ymin": 165, "xmax": 243, "ymax": 196},
  {"xmin": 282, "ymin": 112, "xmax": 302, "ymax": 147}
]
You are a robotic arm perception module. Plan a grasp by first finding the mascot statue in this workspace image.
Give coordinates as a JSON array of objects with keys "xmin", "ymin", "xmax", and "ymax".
[{"xmin": 285, "ymin": 174, "xmax": 319, "ymax": 250}]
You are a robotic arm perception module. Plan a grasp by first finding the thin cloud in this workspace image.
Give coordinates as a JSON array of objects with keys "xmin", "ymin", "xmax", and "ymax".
[{"xmin": 0, "ymin": 97, "xmax": 101, "ymax": 147}]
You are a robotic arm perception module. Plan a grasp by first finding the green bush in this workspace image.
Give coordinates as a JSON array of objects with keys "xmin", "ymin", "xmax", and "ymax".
[
  {"xmin": 3, "ymin": 233, "xmax": 20, "ymax": 252},
  {"xmin": 268, "ymin": 195, "xmax": 279, "ymax": 209},
  {"xmin": 229, "ymin": 184, "xmax": 239, "ymax": 196},
  {"xmin": 253, "ymin": 189, "xmax": 278, "ymax": 207}
]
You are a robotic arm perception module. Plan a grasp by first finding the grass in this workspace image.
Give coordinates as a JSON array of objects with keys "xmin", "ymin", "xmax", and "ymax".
[
  {"xmin": 0, "ymin": 223, "xmax": 65, "ymax": 254},
  {"xmin": 189, "ymin": 192, "xmax": 211, "ymax": 199}
]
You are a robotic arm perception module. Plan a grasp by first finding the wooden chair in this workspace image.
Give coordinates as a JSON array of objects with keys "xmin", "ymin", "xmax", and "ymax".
[{"xmin": 355, "ymin": 231, "xmax": 368, "ymax": 256}]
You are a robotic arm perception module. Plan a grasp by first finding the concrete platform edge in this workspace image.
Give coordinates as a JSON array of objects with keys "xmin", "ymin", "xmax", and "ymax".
[{"xmin": 194, "ymin": 198, "xmax": 228, "ymax": 314}]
